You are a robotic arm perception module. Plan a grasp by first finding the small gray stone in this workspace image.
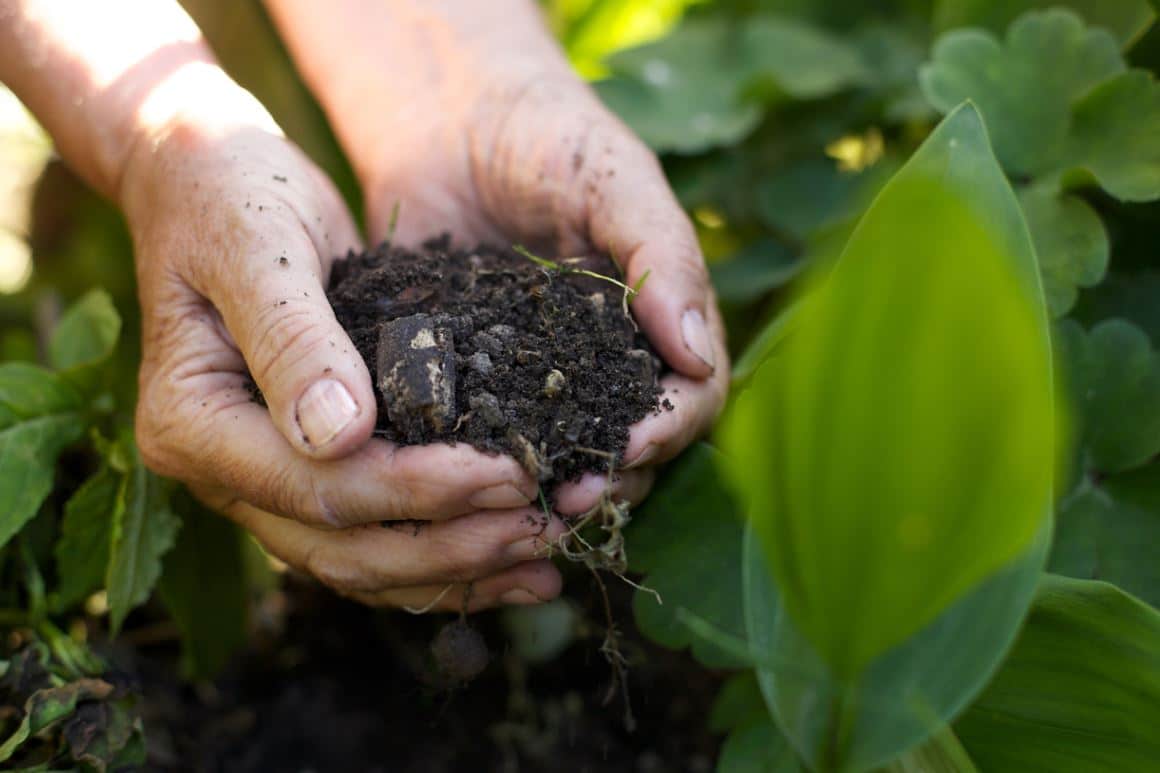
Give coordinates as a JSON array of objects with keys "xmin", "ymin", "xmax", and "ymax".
[
  {"xmin": 468, "ymin": 351, "xmax": 494, "ymax": 376},
  {"xmin": 376, "ymin": 314, "xmax": 457, "ymax": 435}
]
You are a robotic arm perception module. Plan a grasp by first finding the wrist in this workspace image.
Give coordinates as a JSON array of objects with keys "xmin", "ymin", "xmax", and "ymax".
[
  {"xmin": 118, "ymin": 62, "xmax": 281, "ymax": 228},
  {"xmin": 266, "ymin": 0, "xmax": 575, "ymax": 187}
]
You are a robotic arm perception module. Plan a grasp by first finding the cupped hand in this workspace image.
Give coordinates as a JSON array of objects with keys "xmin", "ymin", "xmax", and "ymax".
[
  {"xmin": 352, "ymin": 71, "xmax": 730, "ymax": 511},
  {"xmin": 120, "ymin": 88, "xmax": 586, "ymax": 611}
]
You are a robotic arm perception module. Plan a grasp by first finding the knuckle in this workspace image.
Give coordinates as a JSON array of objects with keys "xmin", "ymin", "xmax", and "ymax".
[{"xmin": 247, "ymin": 301, "xmax": 332, "ymax": 386}]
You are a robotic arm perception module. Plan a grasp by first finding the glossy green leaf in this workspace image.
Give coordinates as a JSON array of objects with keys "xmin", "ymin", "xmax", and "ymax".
[
  {"xmin": 933, "ymin": 0, "xmax": 1156, "ymax": 48},
  {"xmin": 48, "ymin": 289, "xmax": 121, "ymax": 371},
  {"xmin": 106, "ymin": 448, "xmax": 181, "ymax": 633},
  {"xmin": 159, "ymin": 491, "xmax": 247, "ymax": 679},
  {"xmin": 955, "ymin": 575, "xmax": 1160, "ymax": 771},
  {"xmin": 596, "ymin": 15, "xmax": 867, "ymax": 153},
  {"xmin": 1050, "ymin": 467, "xmax": 1160, "ymax": 606},
  {"xmin": 1018, "ymin": 188, "xmax": 1108, "ymax": 317},
  {"xmin": 920, "ymin": 10, "xmax": 1125, "ymax": 177},
  {"xmin": 743, "ymin": 522, "xmax": 1049, "ymax": 771},
  {"xmin": 1055, "ymin": 318, "xmax": 1160, "ymax": 474},
  {"xmin": 722, "ymin": 103, "xmax": 1056, "ymax": 678},
  {"xmin": 0, "ymin": 364, "xmax": 85, "ymax": 550},
  {"xmin": 626, "ymin": 443, "xmax": 746, "ymax": 668},
  {"xmin": 54, "ymin": 466, "xmax": 117, "ymax": 610}
]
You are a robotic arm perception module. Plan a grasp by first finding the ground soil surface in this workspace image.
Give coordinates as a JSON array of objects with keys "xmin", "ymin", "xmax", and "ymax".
[
  {"xmin": 327, "ymin": 238, "xmax": 665, "ymax": 483},
  {"xmin": 130, "ymin": 574, "xmax": 723, "ymax": 772}
]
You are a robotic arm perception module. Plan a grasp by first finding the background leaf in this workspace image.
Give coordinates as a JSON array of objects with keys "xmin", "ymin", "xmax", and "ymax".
[
  {"xmin": 1051, "ymin": 466, "xmax": 1160, "ymax": 607},
  {"xmin": 626, "ymin": 443, "xmax": 747, "ymax": 667},
  {"xmin": 1018, "ymin": 188, "xmax": 1108, "ymax": 317},
  {"xmin": 933, "ymin": 0, "xmax": 1156, "ymax": 48},
  {"xmin": 955, "ymin": 575, "xmax": 1160, "ymax": 771},
  {"xmin": 106, "ymin": 447, "xmax": 181, "ymax": 633},
  {"xmin": 158, "ymin": 491, "xmax": 247, "ymax": 679},
  {"xmin": 48, "ymin": 289, "xmax": 121, "ymax": 372},
  {"xmin": 1056, "ymin": 318, "xmax": 1160, "ymax": 474},
  {"xmin": 920, "ymin": 10, "xmax": 1124, "ymax": 177},
  {"xmin": 0, "ymin": 364, "xmax": 85, "ymax": 550},
  {"xmin": 54, "ymin": 466, "xmax": 117, "ymax": 610}
]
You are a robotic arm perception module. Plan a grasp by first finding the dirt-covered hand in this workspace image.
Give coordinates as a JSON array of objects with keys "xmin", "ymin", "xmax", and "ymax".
[
  {"xmin": 265, "ymin": 0, "xmax": 730, "ymax": 505},
  {"xmin": 119, "ymin": 74, "xmax": 568, "ymax": 611}
]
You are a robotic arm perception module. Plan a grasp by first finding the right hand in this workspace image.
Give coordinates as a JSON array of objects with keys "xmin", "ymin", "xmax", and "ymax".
[{"xmin": 121, "ymin": 83, "xmax": 584, "ymax": 612}]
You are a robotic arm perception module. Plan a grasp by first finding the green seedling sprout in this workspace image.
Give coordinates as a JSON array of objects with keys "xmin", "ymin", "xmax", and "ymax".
[{"xmin": 513, "ymin": 245, "xmax": 650, "ymax": 311}]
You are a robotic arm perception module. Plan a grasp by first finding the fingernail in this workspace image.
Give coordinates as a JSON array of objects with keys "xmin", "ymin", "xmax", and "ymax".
[
  {"xmin": 470, "ymin": 482, "xmax": 532, "ymax": 509},
  {"xmin": 296, "ymin": 379, "xmax": 358, "ymax": 448},
  {"xmin": 624, "ymin": 443, "xmax": 658, "ymax": 470},
  {"xmin": 681, "ymin": 308, "xmax": 716, "ymax": 371},
  {"xmin": 499, "ymin": 588, "xmax": 542, "ymax": 605}
]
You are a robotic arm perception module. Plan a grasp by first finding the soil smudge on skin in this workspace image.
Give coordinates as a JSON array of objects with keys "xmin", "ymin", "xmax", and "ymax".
[{"xmin": 327, "ymin": 237, "xmax": 663, "ymax": 483}]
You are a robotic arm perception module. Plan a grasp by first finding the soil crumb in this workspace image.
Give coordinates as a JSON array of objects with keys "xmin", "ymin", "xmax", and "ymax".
[{"xmin": 327, "ymin": 237, "xmax": 663, "ymax": 483}]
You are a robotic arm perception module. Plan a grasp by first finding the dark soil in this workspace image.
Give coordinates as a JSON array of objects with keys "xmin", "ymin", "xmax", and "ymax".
[
  {"xmin": 128, "ymin": 573, "xmax": 723, "ymax": 772},
  {"xmin": 327, "ymin": 237, "xmax": 665, "ymax": 483}
]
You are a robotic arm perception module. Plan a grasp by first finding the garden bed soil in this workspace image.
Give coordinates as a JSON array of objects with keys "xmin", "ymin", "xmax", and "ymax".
[
  {"xmin": 326, "ymin": 238, "xmax": 665, "ymax": 483},
  {"xmin": 131, "ymin": 575, "xmax": 723, "ymax": 772}
]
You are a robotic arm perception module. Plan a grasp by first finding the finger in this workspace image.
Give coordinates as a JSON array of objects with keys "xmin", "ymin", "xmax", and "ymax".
[
  {"xmin": 227, "ymin": 501, "xmax": 567, "ymax": 595},
  {"xmin": 139, "ymin": 352, "xmax": 539, "ymax": 526},
  {"xmin": 347, "ymin": 560, "xmax": 564, "ymax": 611},
  {"xmin": 552, "ymin": 468, "xmax": 655, "ymax": 516},
  {"xmin": 192, "ymin": 162, "xmax": 374, "ymax": 460},
  {"xmin": 621, "ymin": 306, "xmax": 729, "ymax": 469},
  {"xmin": 580, "ymin": 124, "xmax": 721, "ymax": 380}
]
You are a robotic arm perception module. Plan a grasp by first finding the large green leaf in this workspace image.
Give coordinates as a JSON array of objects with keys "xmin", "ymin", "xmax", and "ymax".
[
  {"xmin": 595, "ymin": 15, "xmax": 867, "ymax": 153},
  {"xmin": 1018, "ymin": 187, "xmax": 1108, "ymax": 318},
  {"xmin": 955, "ymin": 575, "xmax": 1160, "ymax": 770},
  {"xmin": 626, "ymin": 444, "xmax": 747, "ymax": 667},
  {"xmin": 722, "ymin": 103, "xmax": 1056, "ymax": 679},
  {"xmin": 106, "ymin": 448, "xmax": 181, "ymax": 633},
  {"xmin": 1050, "ymin": 466, "xmax": 1160, "ymax": 606},
  {"xmin": 0, "ymin": 364, "xmax": 85, "ymax": 550},
  {"xmin": 54, "ymin": 466, "xmax": 118, "ymax": 610},
  {"xmin": 1055, "ymin": 318, "xmax": 1160, "ymax": 474},
  {"xmin": 743, "ymin": 523, "xmax": 1048, "ymax": 772},
  {"xmin": 48, "ymin": 289, "xmax": 121, "ymax": 372},
  {"xmin": 933, "ymin": 0, "xmax": 1156, "ymax": 48},
  {"xmin": 159, "ymin": 491, "xmax": 247, "ymax": 679},
  {"xmin": 921, "ymin": 10, "xmax": 1124, "ymax": 178}
]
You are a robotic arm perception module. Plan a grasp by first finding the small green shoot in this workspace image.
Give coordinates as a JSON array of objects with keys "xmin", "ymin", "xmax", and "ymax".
[
  {"xmin": 385, "ymin": 201, "xmax": 402, "ymax": 244},
  {"xmin": 513, "ymin": 245, "xmax": 648, "ymax": 306}
]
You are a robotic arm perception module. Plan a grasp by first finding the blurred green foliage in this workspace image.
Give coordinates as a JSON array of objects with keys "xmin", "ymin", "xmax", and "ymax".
[{"xmin": 0, "ymin": 1, "xmax": 1159, "ymax": 771}]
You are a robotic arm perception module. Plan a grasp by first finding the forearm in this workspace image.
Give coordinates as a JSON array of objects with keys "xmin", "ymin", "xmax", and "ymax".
[
  {"xmin": 0, "ymin": 0, "xmax": 273, "ymax": 203},
  {"xmin": 262, "ymin": 0, "xmax": 574, "ymax": 183}
]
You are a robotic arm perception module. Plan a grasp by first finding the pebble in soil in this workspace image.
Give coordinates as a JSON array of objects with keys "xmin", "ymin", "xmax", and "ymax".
[{"xmin": 327, "ymin": 237, "xmax": 666, "ymax": 485}]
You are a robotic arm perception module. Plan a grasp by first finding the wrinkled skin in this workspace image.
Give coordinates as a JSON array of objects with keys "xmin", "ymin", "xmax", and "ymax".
[{"xmin": 4, "ymin": 0, "xmax": 728, "ymax": 612}]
